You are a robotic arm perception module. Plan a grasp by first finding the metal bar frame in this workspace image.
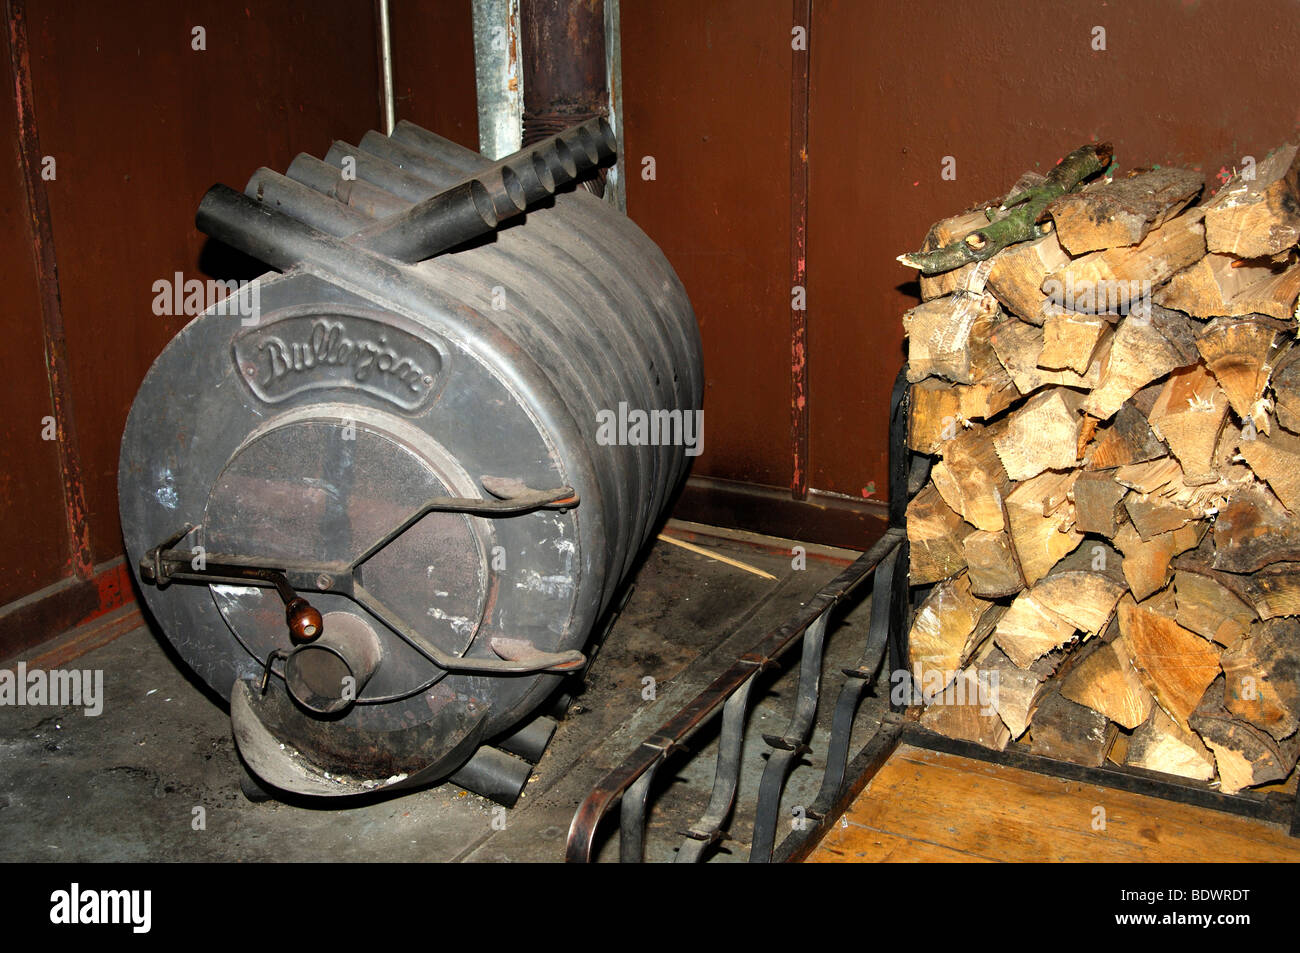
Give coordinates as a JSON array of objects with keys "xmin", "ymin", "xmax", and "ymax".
[
  {"xmin": 564, "ymin": 370, "xmax": 913, "ymax": 862},
  {"xmin": 564, "ymin": 526, "xmax": 905, "ymax": 862}
]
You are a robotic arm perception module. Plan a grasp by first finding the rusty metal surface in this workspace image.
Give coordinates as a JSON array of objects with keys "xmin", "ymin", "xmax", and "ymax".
[
  {"xmin": 520, "ymin": 0, "xmax": 607, "ymax": 144},
  {"xmin": 471, "ymin": 0, "xmax": 524, "ymax": 159}
]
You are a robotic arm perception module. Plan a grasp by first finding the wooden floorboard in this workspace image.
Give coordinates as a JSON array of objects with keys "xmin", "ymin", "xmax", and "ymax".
[{"xmin": 806, "ymin": 744, "xmax": 1300, "ymax": 863}]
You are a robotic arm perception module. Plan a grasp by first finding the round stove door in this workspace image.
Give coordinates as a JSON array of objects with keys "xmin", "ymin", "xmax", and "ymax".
[{"xmin": 202, "ymin": 415, "xmax": 490, "ymax": 701}]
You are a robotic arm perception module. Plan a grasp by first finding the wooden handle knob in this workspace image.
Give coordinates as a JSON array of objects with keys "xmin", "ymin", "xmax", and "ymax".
[{"xmin": 286, "ymin": 598, "xmax": 323, "ymax": 643}]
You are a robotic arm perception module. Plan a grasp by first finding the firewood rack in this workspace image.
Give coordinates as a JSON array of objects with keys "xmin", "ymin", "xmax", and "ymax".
[{"xmin": 565, "ymin": 368, "xmax": 1300, "ymax": 863}]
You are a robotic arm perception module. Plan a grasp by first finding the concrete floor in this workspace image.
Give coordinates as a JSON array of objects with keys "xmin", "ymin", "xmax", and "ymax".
[{"xmin": 0, "ymin": 522, "xmax": 884, "ymax": 863}]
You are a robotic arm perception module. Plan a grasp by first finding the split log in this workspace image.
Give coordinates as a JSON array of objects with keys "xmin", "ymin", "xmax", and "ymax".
[
  {"xmin": 1145, "ymin": 363, "xmax": 1229, "ymax": 486},
  {"xmin": 986, "ymin": 230, "xmax": 1071, "ymax": 325},
  {"xmin": 1159, "ymin": 251, "xmax": 1300, "ymax": 320},
  {"xmin": 1123, "ymin": 495, "xmax": 1198, "ymax": 541},
  {"xmin": 1113, "ymin": 456, "xmax": 1183, "ymax": 495},
  {"xmin": 1084, "ymin": 402, "xmax": 1168, "ymax": 470},
  {"xmin": 931, "ymin": 421, "xmax": 1012, "ymax": 532},
  {"xmin": 1113, "ymin": 519, "xmax": 1203, "ymax": 601},
  {"xmin": 1125, "ymin": 706, "xmax": 1216, "ymax": 781},
  {"xmin": 994, "ymin": 592, "xmax": 1078, "ymax": 669},
  {"xmin": 1071, "ymin": 469, "xmax": 1127, "ymax": 536},
  {"xmin": 1028, "ymin": 542, "xmax": 1126, "ymax": 635},
  {"xmin": 1028, "ymin": 690, "xmax": 1115, "ymax": 767},
  {"xmin": 1225, "ymin": 257, "xmax": 1300, "ymax": 320},
  {"xmin": 904, "ymin": 291, "xmax": 1000, "ymax": 384},
  {"xmin": 1203, "ymin": 143, "xmax": 1300, "ymax": 259},
  {"xmin": 1236, "ymin": 425, "xmax": 1300, "ymax": 513},
  {"xmin": 992, "ymin": 544, "xmax": 1123, "ymax": 666},
  {"xmin": 1173, "ymin": 569, "xmax": 1256, "ymax": 650},
  {"xmin": 1046, "ymin": 206, "xmax": 1207, "ymax": 294},
  {"xmin": 906, "ymin": 482, "xmax": 974, "ymax": 584},
  {"xmin": 918, "ymin": 667, "xmax": 1011, "ymax": 751},
  {"xmin": 1060, "ymin": 634, "xmax": 1154, "ymax": 729},
  {"xmin": 907, "ymin": 381, "xmax": 962, "ymax": 455},
  {"xmin": 1049, "ymin": 167, "xmax": 1202, "ymax": 254},
  {"xmin": 1174, "ymin": 557, "xmax": 1300, "ymax": 622},
  {"xmin": 1190, "ymin": 678, "xmax": 1300, "ymax": 795},
  {"xmin": 975, "ymin": 646, "xmax": 1047, "ymax": 739},
  {"xmin": 1038, "ymin": 312, "xmax": 1110, "ymax": 374},
  {"xmin": 1210, "ymin": 482, "xmax": 1300, "ymax": 573},
  {"xmin": 1271, "ymin": 344, "xmax": 1300, "ymax": 434},
  {"xmin": 1081, "ymin": 311, "xmax": 1197, "ymax": 420},
  {"xmin": 991, "ymin": 318, "xmax": 1105, "ymax": 395},
  {"xmin": 1141, "ymin": 583, "xmax": 1179, "ymax": 619},
  {"xmin": 992, "ymin": 388, "xmax": 1084, "ymax": 480},
  {"xmin": 1220, "ymin": 618, "xmax": 1300, "ymax": 741},
  {"xmin": 908, "ymin": 572, "xmax": 994, "ymax": 690},
  {"xmin": 1195, "ymin": 317, "xmax": 1286, "ymax": 423},
  {"xmin": 1002, "ymin": 468, "xmax": 1083, "ymax": 585},
  {"xmin": 963, "ymin": 528, "xmax": 1024, "ymax": 598},
  {"xmin": 1118, "ymin": 596, "xmax": 1221, "ymax": 731},
  {"xmin": 906, "ymin": 372, "xmax": 1020, "ymax": 432}
]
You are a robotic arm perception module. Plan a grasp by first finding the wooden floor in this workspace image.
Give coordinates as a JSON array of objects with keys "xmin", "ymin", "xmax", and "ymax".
[{"xmin": 807, "ymin": 744, "xmax": 1300, "ymax": 863}]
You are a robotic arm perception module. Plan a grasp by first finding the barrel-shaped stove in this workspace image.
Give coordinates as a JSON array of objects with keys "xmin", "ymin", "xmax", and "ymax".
[{"xmin": 119, "ymin": 119, "xmax": 702, "ymax": 801}]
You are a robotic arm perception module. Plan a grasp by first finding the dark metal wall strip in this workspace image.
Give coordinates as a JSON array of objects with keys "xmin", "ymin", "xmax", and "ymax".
[
  {"xmin": 789, "ymin": 0, "xmax": 812, "ymax": 501},
  {"xmin": 6, "ymin": 0, "xmax": 92, "ymax": 580}
]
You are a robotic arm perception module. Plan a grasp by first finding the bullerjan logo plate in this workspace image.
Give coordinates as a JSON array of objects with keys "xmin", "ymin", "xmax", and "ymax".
[{"xmin": 234, "ymin": 311, "xmax": 442, "ymax": 411}]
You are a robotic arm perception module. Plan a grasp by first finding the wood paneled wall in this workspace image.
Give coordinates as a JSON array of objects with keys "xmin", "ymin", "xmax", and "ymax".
[{"xmin": 4, "ymin": 0, "xmax": 1299, "ymax": 655}]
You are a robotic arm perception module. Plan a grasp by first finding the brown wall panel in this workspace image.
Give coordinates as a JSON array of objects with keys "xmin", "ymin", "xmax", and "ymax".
[
  {"xmin": 8, "ymin": 0, "xmax": 1300, "ymax": 643},
  {"xmin": 0, "ymin": 19, "xmax": 72, "ymax": 605},
  {"xmin": 389, "ymin": 0, "xmax": 479, "ymax": 148},
  {"xmin": 621, "ymin": 0, "xmax": 794, "ymax": 489},
  {"xmin": 24, "ymin": 0, "xmax": 382, "ymax": 564},
  {"xmin": 808, "ymin": 0, "xmax": 1300, "ymax": 500}
]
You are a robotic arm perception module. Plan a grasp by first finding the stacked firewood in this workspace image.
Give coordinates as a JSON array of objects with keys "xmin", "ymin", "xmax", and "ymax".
[{"xmin": 901, "ymin": 142, "xmax": 1300, "ymax": 795}]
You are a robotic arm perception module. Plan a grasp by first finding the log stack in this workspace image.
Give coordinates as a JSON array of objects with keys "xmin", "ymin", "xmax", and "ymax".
[{"xmin": 902, "ymin": 143, "xmax": 1300, "ymax": 795}]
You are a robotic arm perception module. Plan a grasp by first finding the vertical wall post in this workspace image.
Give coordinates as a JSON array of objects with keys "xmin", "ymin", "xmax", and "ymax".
[{"xmin": 789, "ymin": 0, "xmax": 812, "ymax": 500}]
